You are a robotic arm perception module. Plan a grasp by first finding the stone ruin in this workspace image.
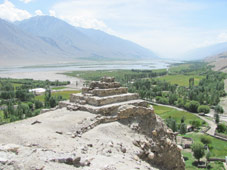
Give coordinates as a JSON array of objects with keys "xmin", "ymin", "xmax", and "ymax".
[
  {"xmin": 59, "ymin": 77, "xmax": 185, "ymax": 170},
  {"xmin": 60, "ymin": 76, "xmax": 153, "ymax": 115}
]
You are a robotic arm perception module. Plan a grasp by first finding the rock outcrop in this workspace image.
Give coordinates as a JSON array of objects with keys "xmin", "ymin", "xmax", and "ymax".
[{"xmin": 0, "ymin": 77, "xmax": 185, "ymax": 170}]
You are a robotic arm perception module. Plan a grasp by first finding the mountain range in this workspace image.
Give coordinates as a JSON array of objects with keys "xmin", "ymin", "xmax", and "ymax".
[
  {"xmin": 182, "ymin": 42, "xmax": 227, "ymax": 72},
  {"xmin": 0, "ymin": 16, "xmax": 158, "ymax": 66},
  {"xmin": 183, "ymin": 42, "xmax": 227, "ymax": 61}
]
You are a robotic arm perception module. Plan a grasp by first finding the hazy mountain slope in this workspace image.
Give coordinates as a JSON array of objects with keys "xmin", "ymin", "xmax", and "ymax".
[
  {"xmin": 16, "ymin": 16, "xmax": 158, "ymax": 60},
  {"xmin": 0, "ymin": 16, "xmax": 158, "ymax": 66},
  {"xmin": 15, "ymin": 16, "xmax": 94, "ymax": 58},
  {"xmin": 184, "ymin": 41, "xmax": 227, "ymax": 72},
  {"xmin": 205, "ymin": 51, "xmax": 227, "ymax": 72},
  {"xmin": 77, "ymin": 27, "xmax": 158, "ymax": 59},
  {"xmin": 184, "ymin": 42, "xmax": 227, "ymax": 60},
  {"xmin": 0, "ymin": 19, "xmax": 72, "ymax": 66}
]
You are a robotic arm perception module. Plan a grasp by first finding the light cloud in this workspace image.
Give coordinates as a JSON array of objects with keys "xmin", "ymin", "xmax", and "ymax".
[
  {"xmin": 49, "ymin": 10, "xmax": 56, "ymax": 17},
  {"xmin": 20, "ymin": 0, "xmax": 32, "ymax": 4},
  {"xmin": 0, "ymin": 0, "xmax": 31, "ymax": 22},
  {"xmin": 50, "ymin": 0, "xmax": 211, "ymax": 57},
  {"xmin": 35, "ymin": 9, "xmax": 44, "ymax": 16},
  {"xmin": 217, "ymin": 32, "xmax": 227, "ymax": 43}
]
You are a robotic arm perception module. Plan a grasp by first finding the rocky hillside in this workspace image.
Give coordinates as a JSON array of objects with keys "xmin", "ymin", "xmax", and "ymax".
[
  {"xmin": 0, "ymin": 77, "xmax": 185, "ymax": 170},
  {"xmin": 205, "ymin": 52, "xmax": 227, "ymax": 72}
]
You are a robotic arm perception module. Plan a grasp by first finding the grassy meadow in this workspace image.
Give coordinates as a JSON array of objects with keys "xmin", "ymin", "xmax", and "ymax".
[
  {"xmin": 182, "ymin": 151, "xmax": 225, "ymax": 170},
  {"xmin": 183, "ymin": 133, "xmax": 227, "ymax": 158},
  {"xmin": 153, "ymin": 105, "xmax": 205, "ymax": 125},
  {"xmin": 155, "ymin": 74, "xmax": 204, "ymax": 87},
  {"xmin": 51, "ymin": 86, "xmax": 67, "ymax": 90},
  {"xmin": 35, "ymin": 90, "xmax": 80, "ymax": 102},
  {"xmin": 63, "ymin": 70, "xmax": 136, "ymax": 81}
]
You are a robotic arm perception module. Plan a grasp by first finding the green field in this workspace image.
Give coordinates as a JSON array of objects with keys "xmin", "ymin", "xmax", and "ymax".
[
  {"xmin": 183, "ymin": 133, "xmax": 227, "ymax": 158},
  {"xmin": 35, "ymin": 90, "xmax": 80, "ymax": 102},
  {"xmin": 63, "ymin": 69, "xmax": 167, "ymax": 83},
  {"xmin": 155, "ymin": 74, "xmax": 204, "ymax": 87},
  {"xmin": 63, "ymin": 70, "xmax": 135, "ymax": 81},
  {"xmin": 51, "ymin": 86, "xmax": 67, "ymax": 90},
  {"xmin": 0, "ymin": 110, "xmax": 3, "ymax": 121},
  {"xmin": 169, "ymin": 63, "xmax": 191, "ymax": 73},
  {"xmin": 182, "ymin": 151, "xmax": 224, "ymax": 170},
  {"xmin": 153, "ymin": 105, "xmax": 205, "ymax": 125}
]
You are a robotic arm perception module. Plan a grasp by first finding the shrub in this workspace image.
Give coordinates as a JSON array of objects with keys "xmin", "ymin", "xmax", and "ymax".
[
  {"xmin": 190, "ymin": 120, "xmax": 201, "ymax": 129},
  {"xmin": 214, "ymin": 105, "xmax": 224, "ymax": 114},
  {"xmin": 216, "ymin": 123, "xmax": 227, "ymax": 133},
  {"xmin": 35, "ymin": 100, "xmax": 43, "ymax": 109},
  {"xmin": 197, "ymin": 105, "xmax": 210, "ymax": 114},
  {"xmin": 184, "ymin": 101, "xmax": 200, "ymax": 113},
  {"xmin": 200, "ymin": 136, "xmax": 211, "ymax": 145}
]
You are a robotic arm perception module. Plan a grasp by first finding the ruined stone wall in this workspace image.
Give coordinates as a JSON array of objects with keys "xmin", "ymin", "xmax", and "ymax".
[{"xmin": 117, "ymin": 105, "xmax": 185, "ymax": 170}]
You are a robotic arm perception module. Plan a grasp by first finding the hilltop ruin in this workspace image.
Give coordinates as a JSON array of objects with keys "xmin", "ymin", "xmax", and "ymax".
[
  {"xmin": 0, "ymin": 77, "xmax": 185, "ymax": 170},
  {"xmin": 59, "ymin": 77, "xmax": 185, "ymax": 170}
]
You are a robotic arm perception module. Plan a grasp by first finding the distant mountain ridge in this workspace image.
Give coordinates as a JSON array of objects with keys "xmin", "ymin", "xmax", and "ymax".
[
  {"xmin": 183, "ymin": 42, "xmax": 227, "ymax": 60},
  {"xmin": 183, "ymin": 41, "xmax": 227, "ymax": 72},
  {"xmin": 0, "ymin": 16, "xmax": 158, "ymax": 66}
]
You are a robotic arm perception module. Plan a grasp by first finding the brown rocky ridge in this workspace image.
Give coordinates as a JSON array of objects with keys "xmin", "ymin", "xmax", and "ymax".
[{"xmin": 0, "ymin": 77, "xmax": 185, "ymax": 170}]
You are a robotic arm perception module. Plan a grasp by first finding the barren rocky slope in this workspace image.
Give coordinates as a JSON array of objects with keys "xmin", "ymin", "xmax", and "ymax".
[
  {"xmin": 205, "ymin": 52, "xmax": 227, "ymax": 72},
  {"xmin": 0, "ymin": 77, "xmax": 185, "ymax": 170}
]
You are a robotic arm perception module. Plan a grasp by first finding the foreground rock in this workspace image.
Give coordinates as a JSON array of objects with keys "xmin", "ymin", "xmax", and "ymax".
[{"xmin": 0, "ymin": 77, "xmax": 185, "ymax": 170}]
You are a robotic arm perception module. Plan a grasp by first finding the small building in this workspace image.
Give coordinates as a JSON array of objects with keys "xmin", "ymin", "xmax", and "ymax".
[{"xmin": 29, "ymin": 88, "xmax": 46, "ymax": 95}]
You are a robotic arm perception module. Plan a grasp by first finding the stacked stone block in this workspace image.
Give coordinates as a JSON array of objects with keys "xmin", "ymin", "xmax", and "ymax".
[{"xmin": 63, "ymin": 77, "xmax": 151, "ymax": 115}]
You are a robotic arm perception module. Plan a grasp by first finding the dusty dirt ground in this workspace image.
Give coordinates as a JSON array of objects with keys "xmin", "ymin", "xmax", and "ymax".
[
  {"xmin": 0, "ymin": 71, "xmax": 84, "ymax": 90},
  {"xmin": 0, "ymin": 108, "xmax": 158, "ymax": 170}
]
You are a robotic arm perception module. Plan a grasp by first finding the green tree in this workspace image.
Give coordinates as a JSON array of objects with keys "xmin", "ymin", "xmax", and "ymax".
[
  {"xmin": 49, "ymin": 97, "xmax": 57, "ymax": 108},
  {"xmin": 214, "ymin": 113, "xmax": 220, "ymax": 124},
  {"xmin": 189, "ymin": 77, "xmax": 194, "ymax": 88},
  {"xmin": 191, "ymin": 142, "xmax": 205, "ymax": 163},
  {"xmin": 166, "ymin": 117, "xmax": 178, "ymax": 132},
  {"xmin": 181, "ymin": 116, "xmax": 185, "ymax": 123},
  {"xmin": 179, "ymin": 123, "xmax": 187, "ymax": 134},
  {"xmin": 44, "ymin": 89, "xmax": 51, "ymax": 107}
]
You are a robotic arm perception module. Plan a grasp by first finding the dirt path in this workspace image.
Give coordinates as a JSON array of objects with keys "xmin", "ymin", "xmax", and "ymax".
[
  {"xmin": 196, "ymin": 116, "xmax": 216, "ymax": 135},
  {"xmin": 0, "ymin": 71, "xmax": 84, "ymax": 90}
]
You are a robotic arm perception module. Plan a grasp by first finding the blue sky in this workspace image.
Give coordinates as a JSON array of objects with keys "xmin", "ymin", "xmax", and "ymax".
[{"xmin": 1, "ymin": 0, "xmax": 227, "ymax": 58}]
